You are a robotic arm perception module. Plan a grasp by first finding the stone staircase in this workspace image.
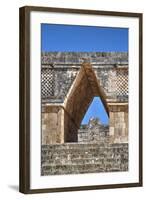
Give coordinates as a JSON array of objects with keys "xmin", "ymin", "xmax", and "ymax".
[{"xmin": 41, "ymin": 143, "xmax": 128, "ymax": 175}]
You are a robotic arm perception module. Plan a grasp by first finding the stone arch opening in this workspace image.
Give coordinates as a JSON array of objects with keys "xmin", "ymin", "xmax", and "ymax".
[
  {"xmin": 81, "ymin": 96, "xmax": 109, "ymax": 125},
  {"xmin": 63, "ymin": 62, "xmax": 109, "ymax": 143}
]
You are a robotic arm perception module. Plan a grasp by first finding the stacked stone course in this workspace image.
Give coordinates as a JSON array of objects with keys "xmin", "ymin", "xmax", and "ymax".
[{"xmin": 41, "ymin": 143, "xmax": 128, "ymax": 175}]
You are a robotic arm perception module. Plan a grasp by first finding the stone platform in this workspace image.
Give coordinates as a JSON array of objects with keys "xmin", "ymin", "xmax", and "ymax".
[{"xmin": 41, "ymin": 143, "xmax": 128, "ymax": 175}]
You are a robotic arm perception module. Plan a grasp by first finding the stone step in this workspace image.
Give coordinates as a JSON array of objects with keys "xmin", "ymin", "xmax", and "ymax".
[
  {"xmin": 41, "ymin": 143, "xmax": 128, "ymax": 175},
  {"xmin": 41, "ymin": 162, "xmax": 128, "ymax": 176},
  {"xmin": 42, "ymin": 156, "xmax": 128, "ymax": 166},
  {"xmin": 42, "ymin": 143, "xmax": 128, "ymax": 151},
  {"xmin": 42, "ymin": 145, "xmax": 128, "ymax": 159},
  {"xmin": 42, "ymin": 143, "xmax": 105, "ymax": 150},
  {"xmin": 78, "ymin": 139, "xmax": 110, "ymax": 143},
  {"xmin": 42, "ymin": 150, "xmax": 128, "ymax": 161}
]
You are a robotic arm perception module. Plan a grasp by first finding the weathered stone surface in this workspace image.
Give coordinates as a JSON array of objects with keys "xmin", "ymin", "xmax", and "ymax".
[
  {"xmin": 41, "ymin": 52, "xmax": 129, "ymax": 175},
  {"xmin": 78, "ymin": 118, "xmax": 109, "ymax": 143},
  {"xmin": 42, "ymin": 52, "xmax": 128, "ymax": 64},
  {"xmin": 41, "ymin": 52, "xmax": 128, "ymax": 103},
  {"xmin": 41, "ymin": 61, "xmax": 128, "ymax": 144},
  {"xmin": 41, "ymin": 143, "xmax": 128, "ymax": 175},
  {"xmin": 41, "ymin": 106, "xmax": 64, "ymax": 144},
  {"xmin": 109, "ymin": 104, "xmax": 128, "ymax": 143}
]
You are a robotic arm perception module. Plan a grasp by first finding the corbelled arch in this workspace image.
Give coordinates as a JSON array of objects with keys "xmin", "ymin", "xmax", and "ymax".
[
  {"xmin": 41, "ymin": 52, "xmax": 129, "ymax": 145},
  {"xmin": 41, "ymin": 62, "xmax": 128, "ymax": 145},
  {"xmin": 63, "ymin": 62, "xmax": 109, "ymax": 142}
]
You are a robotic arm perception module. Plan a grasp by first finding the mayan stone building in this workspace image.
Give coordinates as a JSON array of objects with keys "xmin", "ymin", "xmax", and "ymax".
[
  {"xmin": 78, "ymin": 118, "xmax": 109, "ymax": 143},
  {"xmin": 41, "ymin": 52, "xmax": 128, "ymax": 175}
]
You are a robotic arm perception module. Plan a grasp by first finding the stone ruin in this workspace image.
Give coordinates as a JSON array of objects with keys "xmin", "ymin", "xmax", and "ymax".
[
  {"xmin": 78, "ymin": 118, "xmax": 109, "ymax": 144},
  {"xmin": 41, "ymin": 52, "xmax": 128, "ymax": 175}
]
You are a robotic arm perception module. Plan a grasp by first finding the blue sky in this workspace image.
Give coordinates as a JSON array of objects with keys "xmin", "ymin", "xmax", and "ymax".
[
  {"xmin": 41, "ymin": 24, "xmax": 128, "ymax": 52},
  {"xmin": 81, "ymin": 97, "xmax": 108, "ymax": 125},
  {"xmin": 41, "ymin": 24, "xmax": 128, "ymax": 125}
]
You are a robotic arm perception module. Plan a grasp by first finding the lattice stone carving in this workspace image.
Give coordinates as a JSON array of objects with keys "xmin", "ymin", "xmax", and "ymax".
[
  {"xmin": 41, "ymin": 67, "xmax": 54, "ymax": 98},
  {"xmin": 116, "ymin": 69, "xmax": 128, "ymax": 96}
]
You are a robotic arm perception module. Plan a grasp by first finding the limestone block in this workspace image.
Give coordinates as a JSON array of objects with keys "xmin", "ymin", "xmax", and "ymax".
[
  {"xmin": 42, "ymin": 106, "xmax": 65, "ymax": 144},
  {"xmin": 109, "ymin": 127, "xmax": 114, "ymax": 136}
]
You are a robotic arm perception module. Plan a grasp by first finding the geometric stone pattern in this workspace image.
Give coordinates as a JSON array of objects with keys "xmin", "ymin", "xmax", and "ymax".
[
  {"xmin": 41, "ymin": 52, "xmax": 128, "ymax": 103},
  {"xmin": 41, "ymin": 66, "xmax": 129, "ymax": 102},
  {"xmin": 41, "ymin": 52, "xmax": 129, "ymax": 145},
  {"xmin": 41, "ymin": 62, "xmax": 129, "ymax": 145},
  {"xmin": 41, "ymin": 67, "xmax": 54, "ymax": 98},
  {"xmin": 116, "ymin": 69, "xmax": 128, "ymax": 96}
]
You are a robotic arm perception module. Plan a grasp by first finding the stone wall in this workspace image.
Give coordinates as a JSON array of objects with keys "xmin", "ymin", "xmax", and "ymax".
[
  {"xmin": 64, "ymin": 109, "xmax": 78, "ymax": 142},
  {"xmin": 42, "ymin": 105, "xmax": 79, "ymax": 144},
  {"xmin": 42, "ymin": 106, "xmax": 64, "ymax": 144},
  {"xmin": 41, "ymin": 52, "xmax": 128, "ymax": 103},
  {"xmin": 41, "ymin": 143, "xmax": 128, "ymax": 175},
  {"xmin": 78, "ymin": 118, "xmax": 109, "ymax": 143},
  {"xmin": 41, "ymin": 52, "xmax": 129, "ymax": 175},
  {"xmin": 109, "ymin": 104, "xmax": 128, "ymax": 143},
  {"xmin": 41, "ymin": 52, "xmax": 128, "ymax": 144},
  {"xmin": 42, "ymin": 52, "xmax": 128, "ymax": 64}
]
